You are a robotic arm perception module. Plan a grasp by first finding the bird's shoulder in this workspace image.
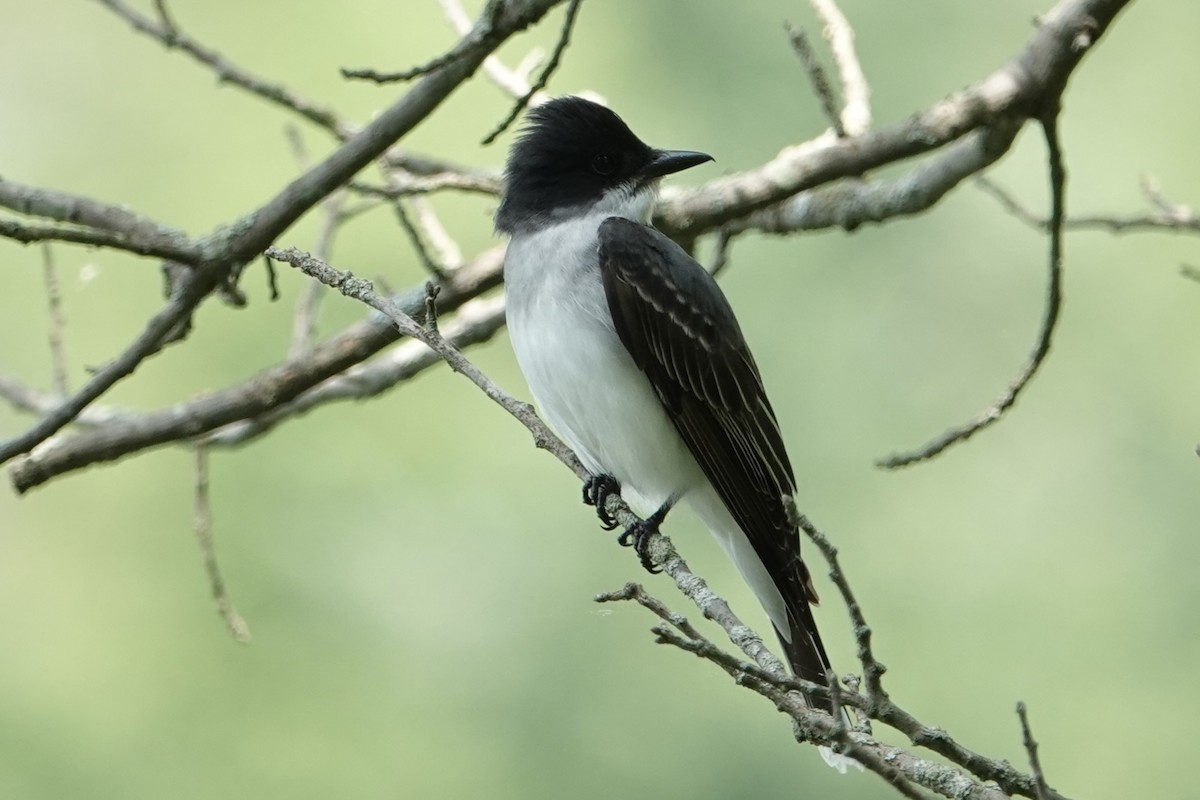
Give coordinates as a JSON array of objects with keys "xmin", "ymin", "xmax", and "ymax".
[{"xmin": 596, "ymin": 217, "xmax": 741, "ymax": 354}]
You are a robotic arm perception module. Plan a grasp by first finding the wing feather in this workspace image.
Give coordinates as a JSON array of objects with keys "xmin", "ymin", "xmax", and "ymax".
[{"xmin": 597, "ymin": 217, "xmax": 832, "ymax": 694}]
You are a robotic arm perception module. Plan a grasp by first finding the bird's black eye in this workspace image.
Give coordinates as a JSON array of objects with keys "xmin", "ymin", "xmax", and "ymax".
[{"xmin": 591, "ymin": 152, "xmax": 617, "ymax": 176}]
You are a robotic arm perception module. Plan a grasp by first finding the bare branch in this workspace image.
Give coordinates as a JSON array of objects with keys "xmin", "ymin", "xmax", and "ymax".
[
  {"xmin": 1017, "ymin": 702, "xmax": 1050, "ymax": 800},
  {"xmin": 810, "ymin": 0, "xmax": 871, "ymax": 136},
  {"xmin": 786, "ymin": 501, "xmax": 888, "ymax": 704},
  {"xmin": 7, "ymin": 248, "xmax": 507, "ymax": 492},
  {"xmin": 598, "ymin": 540, "xmax": 1022, "ymax": 799},
  {"xmin": 192, "ymin": 445, "xmax": 251, "ymax": 642},
  {"xmin": 207, "ymin": 294, "xmax": 506, "ymax": 448},
  {"xmin": 0, "ymin": 372, "xmax": 139, "ymax": 428},
  {"xmin": 595, "ymin": 582, "xmax": 706, "ymax": 641},
  {"xmin": 0, "ymin": 261, "xmax": 229, "ymax": 469},
  {"xmin": 725, "ymin": 119, "xmax": 1020, "ymax": 236},
  {"xmin": 352, "ymin": 171, "xmax": 501, "ymax": 199},
  {"xmin": 213, "ymin": 1, "xmax": 567, "ymax": 266},
  {"xmin": 288, "ymin": 188, "xmax": 347, "ymax": 358},
  {"xmin": 266, "ymin": 245, "xmax": 584, "ymax": 471},
  {"xmin": 40, "ymin": 246, "xmax": 69, "ymax": 396},
  {"xmin": 390, "ymin": 199, "xmax": 449, "ymax": 280},
  {"xmin": 411, "ymin": 197, "xmax": 463, "ymax": 269},
  {"xmin": 96, "ymin": 0, "xmax": 495, "ymax": 193},
  {"xmin": 978, "ymin": 175, "xmax": 1200, "ymax": 236},
  {"xmin": 0, "ymin": 217, "xmax": 192, "ymax": 261},
  {"xmin": 481, "ymin": 0, "xmax": 585, "ymax": 144},
  {"xmin": 656, "ymin": 0, "xmax": 1129, "ymax": 238},
  {"xmin": 0, "ymin": 176, "xmax": 202, "ymax": 261},
  {"xmin": 439, "ymin": 0, "xmax": 544, "ymax": 100},
  {"xmin": 3, "ymin": 0, "xmax": 1119, "ymax": 490},
  {"xmin": 342, "ymin": 0, "xmax": 507, "ymax": 83},
  {"xmin": 92, "ymin": 0, "xmax": 351, "ymax": 137},
  {"xmin": 879, "ymin": 111, "xmax": 1066, "ymax": 469},
  {"xmin": 0, "ymin": 0, "xmax": 569, "ymax": 472},
  {"xmin": 785, "ymin": 22, "xmax": 846, "ymax": 138},
  {"xmin": 0, "ymin": 4, "xmax": 1145, "ymax": 798},
  {"xmin": 706, "ymin": 228, "xmax": 736, "ymax": 277},
  {"xmin": 791, "ymin": 504, "xmax": 1070, "ymax": 799}
]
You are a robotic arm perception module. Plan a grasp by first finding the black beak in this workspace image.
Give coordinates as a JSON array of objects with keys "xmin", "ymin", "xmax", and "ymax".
[{"xmin": 639, "ymin": 148, "xmax": 714, "ymax": 181}]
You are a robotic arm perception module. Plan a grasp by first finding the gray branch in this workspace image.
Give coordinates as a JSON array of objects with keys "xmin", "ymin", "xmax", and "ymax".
[
  {"xmin": 8, "ymin": 247, "xmax": 506, "ymax": 493},
  {"xmin": 0, "ymin": 0, "xmax": 569, "ymax": 469},
  {"xmin": 654, "ymin": 0, "xmax": 1128, "ymax": 238}
]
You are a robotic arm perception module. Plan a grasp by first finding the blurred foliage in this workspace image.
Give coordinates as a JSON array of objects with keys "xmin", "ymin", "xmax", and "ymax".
[{"xmin": 0, "ymin": 1, "xmax": 1197, "ymax": 798}]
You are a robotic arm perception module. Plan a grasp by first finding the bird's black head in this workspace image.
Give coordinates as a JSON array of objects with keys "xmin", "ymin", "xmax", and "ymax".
[{"xmin": 495, "ymin": 96, "xmax": 712, "ymax": 233}]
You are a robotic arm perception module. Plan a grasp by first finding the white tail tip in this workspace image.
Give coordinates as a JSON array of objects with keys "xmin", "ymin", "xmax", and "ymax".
[{"xmin": 818, "ymin": 745, "xmax": 863, "ymax": 774}]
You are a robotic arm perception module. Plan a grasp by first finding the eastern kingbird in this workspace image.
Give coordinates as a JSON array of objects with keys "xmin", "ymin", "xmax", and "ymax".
[{"xmin": 498, "ymin": 97, "xmax": 838, "ymax": 731}]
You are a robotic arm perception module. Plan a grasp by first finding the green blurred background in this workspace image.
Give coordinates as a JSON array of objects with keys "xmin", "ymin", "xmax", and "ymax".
[{"xmin": 1, "ymin": 1, "xmax": 1196, "ymax": 798}]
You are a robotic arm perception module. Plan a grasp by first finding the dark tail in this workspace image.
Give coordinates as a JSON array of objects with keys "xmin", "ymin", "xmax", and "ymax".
[{"xmin": 774, "ymin": 595, "xmax": 835, "ymax": 715}]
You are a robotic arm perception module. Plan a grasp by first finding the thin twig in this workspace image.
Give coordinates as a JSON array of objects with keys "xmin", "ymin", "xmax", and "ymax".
[
  {"xmin": 0, "ymin": 185, "xmax": 201, "ymax": 262},
  {"xmin": 792, "ymin": 500, "xmax": 1068, "ymax": 798},
  {"xmin": 96, "ymin": 0, "xmax": 492, "ymax": 195},
  {"xmin": 481, "ymin": 0, "xmax": 584, "ymax": 144},
  {"xmin": 785, "ymin": 500, "xmax": 889, "ymax": 704},
  {"xmin": 706, "ymin": 228, "xmax": 736, "ymax": 277},
  {"xmin": 0, "ymin": 262, "xmax": 228, "ymax": 469},
  {"xmin": 609, "ymin": 597, "xmax": 926, "ymax": 796},
  {"xmin": 92, "ymin": 0, "xmax": 349, "ymax": 136},
  {"xmin": 3, "ymin": 0, "xmax": 570, "ymax": 469},
  {"xmin": 289, "ymin": 191, "xmax": 346, "ymax": 358},
  {"xmin": 1017, "ymin": 702, "xmax": 1050, "ymax": 800},
  {"xmin": 841, "ymin": 673, "xmax": 871, "ymax": 732},
  {"xmin": 597, "ymin": 586, "xmax": 851, "ymax": 707},
  {"xmin": 266, "ymin": 245, "xmax": 583, "ymax": 471},
  {"xmin": 809, "ymin": 0, "xmax": 871, "ymax": 136},
  {"xmin": 726, "ymin": 120, "xmax": 1020, "ymax": 236},
  {"xmin": 7, "ymin": 249, "xmax": 509, "ymax": 491},
  {"xmin": 411, "ymin": 196, "xmax": 463, "ymax": 269},
  {"xmin": 1141, "ymin": 174, "xmax": 1191, "ymax": 219},
  {"xmin": 343, "ymin": 0, "xmax": 505, "ymax": 83},
  {"xmin": 151, "ymin": 0, "xmax": 177, "ymax": 34},
  {"xmin": 977, "ymin": 175, "xmax": 1200, "ymax": 235},
  {"xmin": 206, "ymin": 295, "xmax": 506, "ymax": 447},
  {"xmin": 0, "ymin": 372, "xmax": 140, "ymax": 428},
  {"xmin": 785, "ymin": 22, "xmax": 846, "ymax": 138},
  {"xmin": 438, "ymin": 0, "xmax": 543, "ymax": 99},
  {"xmin": 0, "ymin": 176, "xmax": 190, "ymax": 246},
  {"xmin": 595, "ymin": 582, "xmax": 706, "ymax": 642},
  {"xmin": 877, "ymin": 110, "xmax": 1067, "ymax": 469},
  {"xmin": 285, "ymin": 127, "xmax": 347, "ymax": 358},
  {"xmin": 423, "ymin": 282, "xmax": 441, "ymax": 333},
  {"xmin": 40, "ymin": 245, "xmax": 69, "ymax": 395},
  {"xmin": 656, "ymin": 0, "xmax": 1127, "ymax": 238},
  {"xmin": 263, "ymin": 254, "xmax": 280, "ymax": 301},
  {"xmin": 390, "ymin": 199, "xmax": 448, "ymax": 279},
  {"xmin": 265, "ymin": 246, "xmax": 1066, "ymax": 800},
  {"xmin": 192, "ymin": 446, "xmax": 251, "ymax": 643},
  {"xmin": 350, "ymin": 170, "xmax": 501, "ymax": 199}
]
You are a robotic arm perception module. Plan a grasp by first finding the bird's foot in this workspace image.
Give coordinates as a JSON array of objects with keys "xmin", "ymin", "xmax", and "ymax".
[
  {"xmin": 617, "ymin": 505, "xmax": 669, "ymax": 575},
  {"xmin": 582, "ymin": 474, "xmax": 621, "ymax": 531}
]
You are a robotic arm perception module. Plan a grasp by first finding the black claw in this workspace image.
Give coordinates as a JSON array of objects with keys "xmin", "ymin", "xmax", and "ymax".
[
  {"xmin": 582, "ymin": 474, "xmax": 621, "ymax": 531},
  {"xmin": 617, "ymin": 505, "xmax": 669, "ymax": 575}
]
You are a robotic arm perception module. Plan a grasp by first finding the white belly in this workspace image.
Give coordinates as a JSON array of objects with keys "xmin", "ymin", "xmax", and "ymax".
[
  {"xmin": 508, "ymin": 284, "xmax": 700, "ymax": 514},
  {"xmin": 503, "ymin": 215, "xmax": 789, "ymax": 638}
]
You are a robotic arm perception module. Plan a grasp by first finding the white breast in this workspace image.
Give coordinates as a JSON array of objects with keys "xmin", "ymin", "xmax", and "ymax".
[
  {"xmin": 503, "ymin": 208, "xmax": 791, "ymax": 650},
  {"xmin": 503, "ymin": 211, "xmax": 702, "ymax": 515}
]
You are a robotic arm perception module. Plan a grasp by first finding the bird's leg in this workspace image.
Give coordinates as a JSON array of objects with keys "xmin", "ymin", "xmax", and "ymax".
[
  {"xmin": 582, "ymin": 474, "xmax": 621, "ymax": 531},
  {"xmin": 617, "ymin": 501, "xmax": 672, "ymax": 575}
]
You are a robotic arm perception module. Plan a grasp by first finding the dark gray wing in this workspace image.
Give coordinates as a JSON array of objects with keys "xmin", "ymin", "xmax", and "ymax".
[{"xmin": 597, "ymin": 217, "xmax": 832, "ymax": 698}]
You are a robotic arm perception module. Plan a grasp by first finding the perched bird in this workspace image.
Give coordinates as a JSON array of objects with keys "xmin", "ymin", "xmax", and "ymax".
[{"xmin": 498, "ymin": 97, "xmax": 840, "ymax": 747}]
